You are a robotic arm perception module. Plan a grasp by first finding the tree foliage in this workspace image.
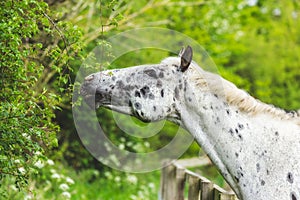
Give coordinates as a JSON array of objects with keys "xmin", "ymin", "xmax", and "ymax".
[
  {"xmin": 1, "ymin": 0, "xmax": 299, "ymax": 198},
  {"xmin": 127, "ymin": 0, "xmax": 300, "ymax": 109},
  {"xmin": 45, "ymin": 0, "xmax": 300, "ymax": 171},
  {"xmin": 0, "ymin": 0, "xmax": 82, "ymax": 193}
]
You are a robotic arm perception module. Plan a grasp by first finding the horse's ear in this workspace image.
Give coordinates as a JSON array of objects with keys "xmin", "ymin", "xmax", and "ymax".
[
  {"xmin": 179, "ymin": 45, "xmax": 193, "ymax": 72},
  {"xmin": 179, "ymin": 47, "xmax": 185, "ymax": 57}
]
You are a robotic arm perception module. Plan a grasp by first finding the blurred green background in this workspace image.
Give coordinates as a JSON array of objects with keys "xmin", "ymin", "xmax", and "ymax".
[{"xmin": 1, "ymin": 0, "xmax": 299, "ymax": 199}]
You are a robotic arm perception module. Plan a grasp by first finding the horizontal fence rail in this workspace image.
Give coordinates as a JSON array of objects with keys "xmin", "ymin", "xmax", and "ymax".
[{"xmin": 160, "ymin": 158, "xmax": 238, "ymax": 200}]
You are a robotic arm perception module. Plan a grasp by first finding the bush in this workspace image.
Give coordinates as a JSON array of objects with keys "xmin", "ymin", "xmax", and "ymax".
[{"xmin": 0, "ymin": 0, "xmax": 82, "ymax": 196}]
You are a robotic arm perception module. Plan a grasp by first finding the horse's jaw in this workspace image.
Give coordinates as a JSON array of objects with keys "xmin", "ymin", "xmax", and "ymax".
[{"xmin": 102, "ymin": 104, "xmax": 132, "ymax": 116}]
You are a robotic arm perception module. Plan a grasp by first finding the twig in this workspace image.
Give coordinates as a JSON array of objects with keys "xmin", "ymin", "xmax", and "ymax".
[
  {"xmin": 83, "ymin": 0, "xmax": 206, "ymax": 43},
  {"xmin": 41, "ymin": 11, "xmax": 70, "ymax": 56},
  {"xmin": 100, "ymin": 0, "xmax": 104, "ymax": 71}
]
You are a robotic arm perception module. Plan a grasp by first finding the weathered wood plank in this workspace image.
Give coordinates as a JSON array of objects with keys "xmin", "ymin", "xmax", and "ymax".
[
  {"xmin": 219, "ymin": 193, "xmax": 237, "ymax": 200},
  {"xmin": 175, "ymin": 166, "xmax": 186, "ymax": 200},
  {"xmin": 160, "ymin": 159, "xmax": 239, "ymax": 200},
  {"xmin": 174, "ymin": 156, "xmax": 211, "ymax": 168},
  {"xmin": 187, "ymin": 174, "xmax": 200, "ymax": 200},
  {"xmin": 214, "ymin": 185, "xmax": 228, "ymax": 200},
  {"xmin": 201, "ymin": 180, "xmax": 214, "ymax": 200},
  {"xmin": 161, "ymin": 164, "xmax": 177, "ymax": 200},
  {"xmin": 213, "ymin": 183, "xmax": 236, "ymax": 200}
]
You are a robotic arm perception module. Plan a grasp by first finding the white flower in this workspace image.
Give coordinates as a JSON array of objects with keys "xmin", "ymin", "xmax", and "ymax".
[
  {"xmin": 47, "ymin": 159, "xmax": 54, "ymax": 166},
  {"xmin": 93, "ymin": 170, "xmax": 99, "ymax": 177},
  {"xmin": 59, "ymin": 183, "xmax": 69, "ymax": 191},
  {"xmin": 104, "ymin": 142, "xmax": 112, "ymax": 152},
  {"xmin": 148, "ymin": 182, "xmax": 155, "ymax": 189},
  {"xmin": 65, "ymin": 177, "xmax": 75, "ymax": 185},
  {"xmin": 50, "ymin": 169, "xmax": 56, "ymax": 174},
  {"xmin": 246, "ymin": 0, "xmax": 257, "ymax": 7},
  {"xmin": 127, "ymin": 175, "xmax": 138, "ymax": 185},
  {"xmin": 273, "ymin": 8, "xmax": 281, "ymax": 17},
  {"xmin": 51, "ymin": 173, "xmax": 61, "ymax": 179},
  {"xmin": 14, "ymin": 159, "xmax": 21, "ymax": 164},
  {"xmin": 260, "ymin": 7, "xmax": 268, "ymax": 14},
  {"xmin": 104, "ymin": 171, "xmax": 112, "ymax": 179},
  {"xmin": 34, "ymin": 160, "xmax": 44, "ymax": 168},
  {"xmin": 18, "ymin": 167, "xmax": 26, "ymax": 175},
  {"xmin": 61, "ymin": 191, "xmax": 71, "ymax": 199},
  {"xmin": 22, "ymin": 133, "xmax": 30, "ymax": 139},
  {"xmin": 237, "ymin": 2, "xmax": 245, "ymax": 10},
  {"xmin": 35, "ymin": 151, "xmax": 42, "ymax": 156},
  {"xmin": 126, "ymin": 141, "xmax": 133, "ymax": 147},
  {"xmin": 235, "ymin": 31, "xmax": 244, "ymax": 40},
  {"xmin": 120, "ymin": 137, "xmax": 126, "ymax": 142},
  {"xmin": 137, "ymin": 190, "xmax": 144, "ymax": 197},
  {"xmin": 292, "ymin": 11, "xmax": 298, "ymax": 19},
  {"xmin": 144, "ymin": 142, "xmax": 150, "ymax": 148},
  {"xmin": 130, "ymin": 194, "xmax": 138, "ymax": 200},
  {"xmin": 10, "ymin": 184, "xmax": 18, "ymax": 191},
  {"xmin": 118, "ymin": 143, "xmax": 125, "ymax": 150},
  {"xmin": 24, "ymin": 194, "xmax": 33, "ymax": 200},
  {"xmin": 114, "ymin": 176, "xmax": 121, "ymax": 183},
  {"xmin": 109, "ymin": 154, "xmax": 120, "ymax": 167}
]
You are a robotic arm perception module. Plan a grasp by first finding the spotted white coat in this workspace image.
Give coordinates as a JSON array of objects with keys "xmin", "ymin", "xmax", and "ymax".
[{"xmin": 81, "ymin": 46, "xmax": 300, "ymax": 200}]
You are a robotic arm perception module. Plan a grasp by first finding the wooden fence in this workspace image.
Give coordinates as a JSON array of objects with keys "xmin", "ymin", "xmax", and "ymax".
[{"xmin": 160, "ymin": 158, "xmax": 238, "ymax": 200}]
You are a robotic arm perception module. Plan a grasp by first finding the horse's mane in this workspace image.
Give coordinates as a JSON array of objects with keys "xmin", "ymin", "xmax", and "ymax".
[{"xmin": 187, "ymin": 62, "xmax": 300, "ymax": 126}]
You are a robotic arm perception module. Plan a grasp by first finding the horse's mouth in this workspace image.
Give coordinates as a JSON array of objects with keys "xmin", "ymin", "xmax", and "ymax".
[
  {"xmin": 81, "ymin": 93, "xmax": 107, "ymax": 108},
  {"xmin": 80, "ymin": 83, "xmax": 133, "ymax": 115},
  {"xmin": 104, "ymin": 105, "xmax": 132, "ymax": 115},
  {"xmin": 82, "ymin": 93, "xmax": 132, "ymax": 115}
]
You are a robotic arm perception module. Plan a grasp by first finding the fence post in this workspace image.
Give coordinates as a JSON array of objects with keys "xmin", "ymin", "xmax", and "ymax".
[
  {"xmin": 219, "ymin": 193, "xmax": 236, "ymax": 200},
  {"xmin": 160, "ymin": 158, "xmax": 238, "ymax": 200},
  {"xmin": 213, "ymin": 184, "xmax": 236, "ymax": 200},
  {"xmin": 187, "ymin": 174, "xmax": 200, "ymax": 200},
  {"xmin": 161, "ymin": 163, "xmax": 177, "ymax": 200},
  {"xmin": 175, "ymin": 166, "xmax": 186, "ymax": 200},
  {"xmin": 201, "ymin": 180, "xmax": 214, "ymax": 200}
]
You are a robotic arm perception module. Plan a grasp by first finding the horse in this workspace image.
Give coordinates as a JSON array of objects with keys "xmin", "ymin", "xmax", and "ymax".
[{"xmin": 80, "ymin": 46, "xmax": 300, "ymax": 200}]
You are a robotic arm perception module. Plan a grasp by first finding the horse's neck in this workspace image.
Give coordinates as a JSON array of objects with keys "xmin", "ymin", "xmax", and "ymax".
[{"xmin": 179, "ymin": 82, "xmax": 300, "ymax": 199}]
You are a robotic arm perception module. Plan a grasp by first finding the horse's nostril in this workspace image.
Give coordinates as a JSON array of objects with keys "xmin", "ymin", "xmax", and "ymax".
[
  {"xmin": 85, "ymin": 74, "xmax": 94, "ymax": 81},
  {"xmin": 80, "ymin": 85, "xmax": 86, "ymax": 95},
  {"xmin": 80, "ymin": 82, "xmax": 90, "ymax": 96}
]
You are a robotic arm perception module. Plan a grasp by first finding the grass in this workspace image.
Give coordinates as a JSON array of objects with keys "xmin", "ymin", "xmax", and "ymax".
[
  {"xmin": 2, "ymin": 156, "xmax": 227, "ymax": 200},
  {"xmin": 1, "ymin": 163, "xmax": 161, "ymax": 200},
  {"xmin": 69, "ymin": 170, "xmax": 161, "ymax": 200}
]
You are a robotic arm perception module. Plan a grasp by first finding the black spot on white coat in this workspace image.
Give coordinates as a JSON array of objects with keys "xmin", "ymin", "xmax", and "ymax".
[
  {"xmin": 140, "ymin": 86, "xmax": 150, "ymax": 98},
  {"xmin": 116, "ymin": 80, "xmax": 124, "ymax": 89},
  {"xmin": 149, "ymin": 93, "xmax": 155, "ymax": 100},
  {"xmin": 159, "ymin": 72, "xmax": 164, "ymax": 78},
  {"xmin": 291, "ymin": 192, "xmax": 297, "ymax": 200},
  {"xmin": 238, "ymin": 123, "xmax": 244, "ymax": 130},
  {"xmin": 287, "ymin": 172, "xmax": 294, "ymax": 184},
  {"xmin": 174, "ymin": 87, "xmax": 179, "ymax": 100},
  {"xmin": 161, "ymin": 89, "xmax": 164, "ymax": 97},
  {"xmin": 156, "ymin": 80, "xmax": 162, "ymax": 88},
  {"xmin": 135, "ymin": 91, "xmax": 141, "ymax": 98},
  {"xmin": 229, "ymin": 128, "xmax": 234, "ymax": 136},
  {"xmin": 144, "ymin": 69, "xmax": 157, "ymax": 78},
  {"xmin": 153, "ymin": 106, "xmax": 156, "ymax": 111},
  {"xmin": 256, "ymin": 163, "xmax": 260, "ymax": 173}
]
